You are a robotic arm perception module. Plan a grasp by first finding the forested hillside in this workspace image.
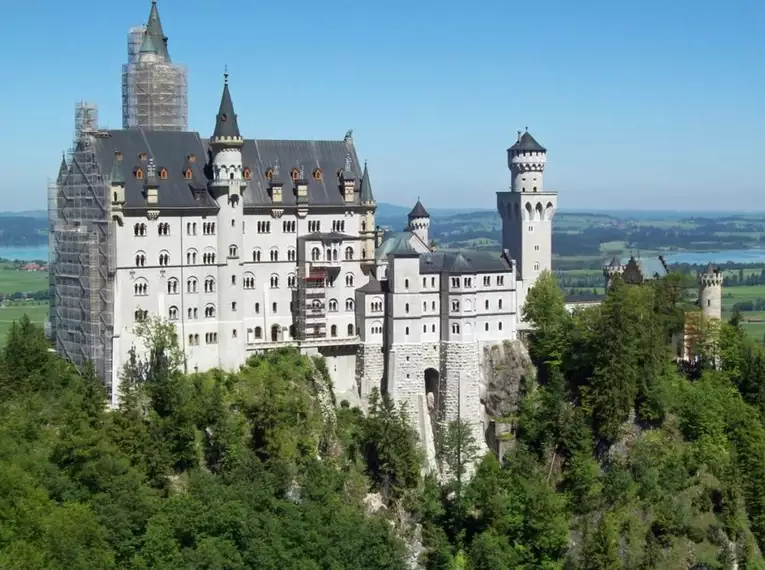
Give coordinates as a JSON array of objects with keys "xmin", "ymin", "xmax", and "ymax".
[{"xmin": 3, "ymin": 273, "xmax": 765, "ymax": 568}]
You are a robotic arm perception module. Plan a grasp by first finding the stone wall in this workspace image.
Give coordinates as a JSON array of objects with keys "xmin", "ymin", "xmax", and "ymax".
[
  {"xmin": 356, "ymin": 343, "xmax": 385, "ymax": 404},
  {"xmin": 441, "ymin": 341, "xmax": 486, "ymax": 452}
]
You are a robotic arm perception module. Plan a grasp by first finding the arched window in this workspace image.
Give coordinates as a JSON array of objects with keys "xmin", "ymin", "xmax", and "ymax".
[
  {"xmin": 254, "ymin": 326, "xmax": 262, "ymax": 339},
  {"xmin": 451, "ymin": 300, "xmax": 460, "ymax": 312},
  {"xmin": 270, "ymin": 249, "xmax": 279, "ymax": 262},
  {"xmin": 186, "ymin": 249, "xmax": 197, "ymax": 265},
  {"xmin": 485, "ymin": 300, "xmax": 489, "ymax": 310},
  {"xmin": 329, "ymin": 299, "xmax": 338, "ymax": 312},
  {"xmin": 134, "ymin": 279, "xmax": 148, "ymax": 296},
  {"xmin": 345, "ymin": 298, "xmax": 354, "ymax": 312},
  {"xmin": 253, "ymin": 248, "xmax": 262, "ymax": 262},
  {"xmin": 405, "ymin": 326, "xmax": 409, "ymax": 336},
  {"xmin": 404, "ymin": 278, "xmax": 409, "ymax": 289},
  {"xmin": 204, "ymin": 276, "xmax": 215, "ymax": 293},
  {"xmin": 187, "ymin": 277, "xmax": 197, "ymax": 293},
  {"xmin": 243, "ymin": 272, "xmax": 255, "ymax": 289},
  {"xmin": 168, "ymin": 306, "xmax": 178, "ymax": 320},
  {"xmin": 158, "ymin": 250, "xmax": 169, "ymax": 266},
  {"xmin": 270, "ymin": 274, "xmax": 279, "ymax": 288},
  {"xmin": 135, "ymin": 251, "xmax": 146, "ymax": 267},
  {"xmin": 287, "ymin": 274, "xmax": 296, "ymax": 288},
  {"xmin": 498, "ymin": 299, "xmax": 503, "ymax": 310},
  {"xmin": 311, "ymin": 247, "xmax": 321, "ymax": 261},
  {"xmin": 229, "ymin": 245, "xmax": 238, "ymax": 258},
  {"xmin": 344, "ymin": 246, "xmax": 353, "ymax": 260},
  {"xmin": 167, "ymin": 278, "xmax": 178, "ymax": 294},
  {"xmin": 203, "ymin": 251, "xmax": 216, "ymax": 265},
  {"xmin": 348, "ymin": 324, "xmax": 355, "ymax": 336},
  {"xmin": 287, "ymin": 248, "xmax": 296, "ymax": 261},
  {"xmin": 205, "ymin": 304, "xmax": 216, "ymax": 318},
  {"xmin": 330, "ymin": 324, "xmax": 337, "ymax": 337},
  {"xmin": 271, "ymin": 324, "xmax": 281, "ymax": 342},
  {"xmin": 405, "ymin": 303, "xmax": 410, "ymax": 313},
  {"xmin": 134, "ymin": 309, "xmax": 148, "ymax": 322},
  {"xmin": 345, "ymin": 273, "xmax": 354, "ymax": 287}
]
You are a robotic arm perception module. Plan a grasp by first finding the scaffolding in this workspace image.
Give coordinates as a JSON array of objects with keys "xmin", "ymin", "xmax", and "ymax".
[
  {"xmin": 127, "ymin": 26, "xmax": 146, "ymax": 65},
  {"xmin": 50, "ymin": 130, "xmax": 115, "ymax": 394},
  {"xmin": 75, "ymin": 102, "xmax": 98, "ymax": 139},
  {"xmin": 121, "ymin": 59, "xmax": 188, "ymax": 131},
  {"xmin": 296, "ymin": 267, "xmax": 328, "ymax": 340}
]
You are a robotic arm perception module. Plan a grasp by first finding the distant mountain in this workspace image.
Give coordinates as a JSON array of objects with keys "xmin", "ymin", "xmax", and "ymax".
[{"xmin": 0, "ymin": 210, "xmax": 47, "ymax": 219}]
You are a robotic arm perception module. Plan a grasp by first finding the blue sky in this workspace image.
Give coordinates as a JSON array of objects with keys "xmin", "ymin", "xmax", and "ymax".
[{"xmin": 4, "ymin": 0, "xmax": 765, "ymax": 212}]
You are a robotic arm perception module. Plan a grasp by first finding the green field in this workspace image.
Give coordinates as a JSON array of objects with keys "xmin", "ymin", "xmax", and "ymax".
[
  {"xmin": 0, "ymin": 302, "xmax": 48, "ymax": 344},
  {"xmin": 721, "ymin": 285, "xmax": 765, "ymax": 310},
  {"xmin": 0, "ymin": 264, "xmax": 47, "ymax": 295}
]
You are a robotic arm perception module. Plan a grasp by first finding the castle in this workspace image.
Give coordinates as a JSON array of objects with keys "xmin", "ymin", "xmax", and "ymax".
[{"xmin": 49, "ymin": 2, "xmax": 556, "ymax": 458}]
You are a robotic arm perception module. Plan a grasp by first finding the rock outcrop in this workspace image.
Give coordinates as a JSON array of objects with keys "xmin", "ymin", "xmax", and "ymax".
[{"xmin": 479, "ymin": 340, "xmax": 536, "ymax": 459}]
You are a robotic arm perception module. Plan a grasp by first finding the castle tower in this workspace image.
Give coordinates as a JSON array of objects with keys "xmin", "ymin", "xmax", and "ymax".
[
  {"xmin": 359, "ymin": 161, "xmax": 378, "ymax": 265},
  {"xmin": 604, "ymin": 257, "xmax": 623, "ymax": 289},
  {"xmin": 209, "ymin": 71, "xmax": 246, "ymax": 370},
  {"xmin": 496, "ymin": 129, "xmax": 557, "ymax": 317},
  {"xmin": 407, "ymin": 199, "xmax": 430, "ymax": 248},
  {"xmin": 699, "ymin": 263, "xmax": 723, "ymax": 321}
]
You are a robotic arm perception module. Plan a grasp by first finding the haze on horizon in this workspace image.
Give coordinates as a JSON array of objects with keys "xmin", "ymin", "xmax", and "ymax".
[{"xmin": 2, "ymin": 0, "xmax": 763, "ymax": 213}]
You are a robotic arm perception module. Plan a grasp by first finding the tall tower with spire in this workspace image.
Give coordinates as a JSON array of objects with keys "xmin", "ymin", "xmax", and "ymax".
[
  {"xmin": 407, "ymin": 199, "xmax": 431, "ymax": 248},
  {"xmin": 121, "ymin": 1, "xmax": 188, "ymax": 131},
  {"xmin": 497, "ymin": 129, "xmax": 557, "ymax": 322},
  {"xmin": 210, "ymin": 71, "xmax": 246, "ymax": 370}
]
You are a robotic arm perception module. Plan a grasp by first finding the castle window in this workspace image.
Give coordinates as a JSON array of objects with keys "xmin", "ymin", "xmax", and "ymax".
[
  {"xmin": 533, "ymin": 262, "xmax": 540, "ymax": 271},
  {"xmin": 707, "ymin": 299, "xmax": 711, "ymax": 307},
  {"xmin": 498, "ymin": 322, "xmax": 503, "ymax": 331},
  {"xmin": 134, "ymin": 223, "xmax": 147, "ymax": 237},
  {"xmin": 232, "ymin": 329, "xmax": 237, "ymax": 338},
  {"xmin": 168, "ymin": 306, "xmax": 178, "ymax": 321},
  {"xmin": 255, "ymin": 303, "xmax": 260, "ymax": 314},
  {"xmin": 253, "ymin": 249, "xmax": 262, "ymax": 262},
  {"xmin": 203, "ymin": 222, "xmax": 216, "ymax": 235},
  {"xmin": 232, "ymin": 301, "xmax": 237, "ymax": 311},
  {"xmin": 404, "ymin": 278, "xmax": 409, "ymax": 289},
  {"xmin": 158, "ymin": 251, "xmax": 169, "ymax": 266},
  {"xmin": 345, "ymin": 298, "xmax": 354, "ymax": 312},
  {"xmin": 348, "ymin": 324, "xmax": 355, "ymax": 336},
  {"xmin": 187, "ymin": 307, "xmax": 198, "ymax": 319},
  {"xmin": 451, "ymin": 300, "xmax": 459, "ymax": 312},
  {"xmin": 333, "ymin": 220, "xmax": 346, "ymax": 232},
  {"xmin": 452, "ymin": 323, "xmax": 460, "ymax": 334},
  {"xmin": 265, "ymin": 168, "xmax": 274, "ymax": 181},
  {"xmin": 331, "ymin": 324, "xmax": 337, "ymax": 337},
  {"xmin": 344, "ymin": 246, "xmax": 353, "ymax": 260},
  {"xmin": 498, "ymin": 299, "xmax": 503, "ymax": 310},
  {"xmin": 135, "ymin": 252, "xmax": 146, "ymax": 267},
  {"xmin": 528, "ymin": 226, "xmax": 534, "ymax": 232},
  {"xmin": 229, "ymin": 245, "xmax": 238, "ymax": 258},
  {"xmin": 205, "ymin": 304, "xmax": 216, "ymax": 318},
  {"xmin": 184, "ymin": 168, "xmax": 193, "ymax": 180},
  {"xmin": 254, "ymin": 326, "xmax": 262, "ymax": 339},
  {"xmin": 451, "ymin": 277, "xmax": 459, "ymax": 288},
  {"xmin": 405, "ymin": 327, "xmax": 409, "ymax": 336},
  {"xmin": 431, "ymin": 277, "xmax": 436, "ymax": 287},
  {"xmin": 313, "ymin": 168, "xmax": 323, "ymax": 181},
  {"xmin": 405, "ymin": 303, "xmax": 410, "ymax": 314},
  {"xmin": 287, "ymin": 248, "xmax": 296, "ymax": 261},
  {"xmin": 203, "ymin": 251, "xmax": 216, "ymax": 265},
  {"xmin": 270, "ymin": 274, "xmax": 279, "ymax": 288},
  {"xmin": 204, "ymin": 277, "xmax": 215, "ymax": 293},
  {"xmin": 287, "ymin": 274, "xmax": 296, "ymax": 288},
  {"xmin": 134, "ymin": 279, "xmax": 148, "ymax": 296},
  {"xmin": 423, "ymin": 301, "xmax": 427, "ymax": 311},
  {"xmin": 159, "ymin": 168, "xmax": 168, "ymax": 180},
  {"xmin": 134, "ymin": 309, "xmax": 148, "ymax": 322},
  {"xmin": 485, "ymin": 300, "xmax": 489, "ymax": 310},
  {"xmin": 497, "ymin": 276, "xmax": 504, "ymax": 286},
  {"xmin": 432, "ymin": 301, "xmax": 436, "ymax": 310},
  {"xmin": 270, "ymin": 249, "xmax": 279, "ymax": 262},
  {"xmin": 187, "ymin": 278, "xmax": 197, "ymax": 293},
  {"xmin": 158, "ymin": 222, "xmax": 170, "ymax": 236},
  {"xmin": 243, "ymin": 273, "xmax": 255, "ymax": 289},
  {"xmin": 432, "ymin": 324, "xmax": 436, "ymax": 332},
  {"xmin": 311, "ymin": 247, "xmax": 320, "ymax": 261},
  {"xmin": 485, "ymin": 323, "xmax": 489, "ymax": 331},
  {"xmin": 243, "ymin": 168, "xmax": 251, "ymax": 180},
  {"xmin": 290, "ymin": 168, "xmax": 300, "ymax": 181},
  {"xmin": 346, "ymin": 274, "xmax": 354, "ymax": 287},
  {"xmin": 186, "ymin": 249, "xmax": 198, "ymax": 265},
  {"xmin": 329, "ymin": 299, "xmax": 338, "ymax": 312},
  {"xmin": 167, "ymin": 278, "xmax": 178, "ymax": 294}
]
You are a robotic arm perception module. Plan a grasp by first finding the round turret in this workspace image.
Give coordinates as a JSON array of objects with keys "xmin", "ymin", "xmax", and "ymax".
[
  {"xmin": 698, "ymin": 263, "xmax": 723, "ymax": 320},
  {"xmin": 407, "ymin": 199, "xmax": 430, "ymax": 247},
  {"xmin": 508, "ymin": 129, "xmax": 547, "ymax": 193},
  {"xmin": 603, "ymin": 257, "xmax": 623, "ymax": 288},
  {"xmin": 210, "ymin": 71, "xmax": 245, "ymax": 195}
]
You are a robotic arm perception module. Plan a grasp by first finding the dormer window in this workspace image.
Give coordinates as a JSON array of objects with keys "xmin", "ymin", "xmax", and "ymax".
[
  {"xmin": 159, "ymin": 168, "xmax": 168, "ymax": 180},
  {"xmin": 135, "ymin": 168, "xmax": 144, "ymax": 180},
  {"xmin": 290, "ymin": 168, "xmax": 300, "ymax": 182},
  {"xmin": 138, "ymin": 152, "xmax": 147, "ymax": 162},
  {"xmin": 184, "ymin": 168, "xmax": 192, "ymax": 180},
  {"xmin": 265, "ymin": 168, "xmax": 274, "ymax": 181},
  {"xmin": 313, "ymin": 168, "xmax": 323, "ymax": 181},
  {"xmin": 243, "ymin": 168, "xmax": 251, "ymax": 180}
]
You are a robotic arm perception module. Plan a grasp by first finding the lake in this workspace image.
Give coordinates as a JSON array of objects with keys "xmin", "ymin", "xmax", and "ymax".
[
  {"xmin": 0, "ymin": 245, "xmax": 49, "ymax": 262},
  {"xmin": 663, "ymin": 249, "xmax": 765, "ymax": 265}
]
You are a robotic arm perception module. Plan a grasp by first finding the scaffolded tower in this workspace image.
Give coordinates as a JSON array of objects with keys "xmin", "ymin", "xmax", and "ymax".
[
  {"xmin": 121, "ymin": 2, "xmax": 187, "ymax": 131},
  {"xmin": 49, "ymin": 107, "xmax": 115, "ymax": 393}
]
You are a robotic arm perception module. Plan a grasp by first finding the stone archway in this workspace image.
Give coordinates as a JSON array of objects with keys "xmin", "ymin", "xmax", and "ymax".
[{"xmin": 424, "ymin": 368, "xmax": 440, "ymax": 442}]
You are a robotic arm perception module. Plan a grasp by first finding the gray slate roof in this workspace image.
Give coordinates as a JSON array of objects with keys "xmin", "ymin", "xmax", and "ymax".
[
  {"xmin": 420, "ymin": 250, "xmax": 511, "ymax": 274},
  {"xmin": 360, "ymin": 161, "xmax": 374, "ymax": 203},
  {"xmin": 408, "ymin": 199, "xmax": 429, "ymax": 219},
  {"xmin": 91, "ymin": 128, "xmax": 366, "ymax": 210},
  {"xmin": 509, "ymin": 131, "xmax": 546, "ymax": 153},
  {"xmin": 703, "ymin": 262, "xmax": 718, "ymax": 274},
  {"xmin": 627, "ymin": 257, "xmax": 668, "ymax": 280},
  {"xmin": 376, "ymin": 232, "xmax": 414, "ymax": 261},
  {"xmin": 213, "ymin": 77, "xmax": 241, "ymax": 140}
]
